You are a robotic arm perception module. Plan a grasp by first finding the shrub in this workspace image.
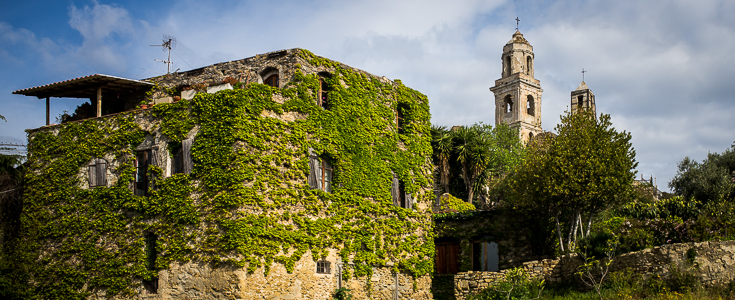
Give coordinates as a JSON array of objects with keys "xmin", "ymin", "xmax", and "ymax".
[{"xmin": 466, "ymin": 268, "xmax": 544, "ymax": 300}]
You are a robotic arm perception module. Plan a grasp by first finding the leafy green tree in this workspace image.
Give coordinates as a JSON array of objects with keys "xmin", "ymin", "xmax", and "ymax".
[
  {"xmin": 669, "ymin": 145, "xmax": 735, "ymax": 205},
  {"xmin": 507, "ymin": 110, "xmax": 637, "ymax": 253}
]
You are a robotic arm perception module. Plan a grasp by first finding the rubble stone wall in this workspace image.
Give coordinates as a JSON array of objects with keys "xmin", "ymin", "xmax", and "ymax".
[{"xmin": 454, "ymin": 240, "xmax": 735, "ymax": 299}]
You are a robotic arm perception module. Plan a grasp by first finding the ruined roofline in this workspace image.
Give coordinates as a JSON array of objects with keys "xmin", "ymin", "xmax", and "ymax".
[{"xmin": 143, "ymin": 48, "xmax": 397, "ymax": 86}]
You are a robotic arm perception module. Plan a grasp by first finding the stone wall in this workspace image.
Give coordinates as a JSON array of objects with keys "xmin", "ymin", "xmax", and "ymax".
[
  {"xmin": 454, "ymin": 240, "xmax": 735, "ymax": 299},
  {"xmin": 95, "ymin": 252, "xmax": 431, "ymax": 300}
]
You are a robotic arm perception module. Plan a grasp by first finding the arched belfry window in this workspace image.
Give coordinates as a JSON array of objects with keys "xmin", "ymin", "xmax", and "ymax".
[
  {"xmin": 526, "ymin": 56, "xmax": 532, "ymax": 75},
  {"xmin": 505, "ymin": 56, "xmax": 512, "ymax": 77},
  {"xmin": 503, "ymin": 95, "xmax": 513, "ymax": 114},
  {"xmin": 526, "ymin": 95, "xmax": 535, "ymax": 116},
  {"xmin": 529, "ymin": 132, "xmax": 534, "ymax": 140}
]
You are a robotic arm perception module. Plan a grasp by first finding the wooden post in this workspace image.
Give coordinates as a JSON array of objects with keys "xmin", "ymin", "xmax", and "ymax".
[
  {"xmin": 45, "ymin": 97, "xmax": 50, "ymax": 125},
  {"xmin": 96, "ymin": 87, "xmax": 102, "ymax": 117}
]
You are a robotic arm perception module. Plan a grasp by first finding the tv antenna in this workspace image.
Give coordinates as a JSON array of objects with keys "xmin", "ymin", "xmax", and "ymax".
[{"xmin": 151, "ymin": 34, "xmax": 177, "ymax": 74}]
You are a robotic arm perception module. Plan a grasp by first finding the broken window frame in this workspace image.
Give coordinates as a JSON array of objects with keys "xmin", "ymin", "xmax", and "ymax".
[
  {"xmin": 308, "ymin": 154, "xmax": 333, "ymax": 193},
  {"xmin": 316, "ymin": 260, "xmax": 331, "ymax": 274},
  {"xmin": 135, "ymin": 148, "xmax": 158, "ymax": 197}
]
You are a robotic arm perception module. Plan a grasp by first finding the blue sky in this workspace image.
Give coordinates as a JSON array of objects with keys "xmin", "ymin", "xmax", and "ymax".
[{"xmin": 2, "ymin": 0, "xmax": 735, "ymax": 190}]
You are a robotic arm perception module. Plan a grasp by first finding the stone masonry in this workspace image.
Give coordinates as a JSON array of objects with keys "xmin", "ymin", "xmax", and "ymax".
[{"xmin": 455, "ymin": 240, "xmax": 735, "ymax": 299}]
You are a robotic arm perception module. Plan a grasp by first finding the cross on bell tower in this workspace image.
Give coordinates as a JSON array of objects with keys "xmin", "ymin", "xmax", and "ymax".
[{"xmin": 489, "ymin": 30, "xmax": 543, "ymax": 143}]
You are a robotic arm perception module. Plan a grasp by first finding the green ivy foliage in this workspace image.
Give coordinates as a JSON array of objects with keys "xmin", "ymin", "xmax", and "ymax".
[{"xmin": 6, "ymin": 50, "xmax": 434, "ymax": 298}]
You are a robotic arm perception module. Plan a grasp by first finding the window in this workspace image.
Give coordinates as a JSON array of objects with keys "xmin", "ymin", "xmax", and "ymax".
[
  {"xmin": 391, "ymin": 172, "xmax": 412, "ymax": 209},
  {"xmin": 472, "ymin": 241, "xmax": 498, "ymax": 272},
  {"xmin": 397, "ymin": 104, "xmax": 409, "ymax": 134},
  {"xmin": 529, "ymin": 132, "xmax": 534, "ymax": 140},
  {"xmin": 504, "ymin": 95, "xmax": 513, "ymax": 114},
  {"xmin": 526, "ymin": 95, "xmax": 535, "ymax": 116},
  {"xmin": 88, "ymin": 158, "xmax": 107, "ymax": 188},
  {"xmin": 316, "ymin": 260, "xmax": 331, "ymax": 274},
  {"xmin": 526, "ymin": 56, "xmax": 533, "ymax": 75},
  {"xmin": 308, "ymin": 154, "xmax": 333, "ymax": 192},
  {"xmin": 264, "ymin": 74, "xmax": 279, "ymax": 87},
  {"xmin": 171, "ymin": 139, "xmax": 193, "ymax": 175},
  {"xmin": 505, "ymin": 56, "xmax": 512, "ymax": 77},
  {"xmin": 135, "ymin": 149, "xmax": 158, "ymax": 196},
  {"xmin": 318, "ymin": 78, "xmax": 329, "ymax": 109},
  {"xmin": 577, "ymin": 95, "xmax": 584, "ymax": 111},
  {"xmin": 143, "ymin": 232, "xmax": 159, "ymax": 293}
]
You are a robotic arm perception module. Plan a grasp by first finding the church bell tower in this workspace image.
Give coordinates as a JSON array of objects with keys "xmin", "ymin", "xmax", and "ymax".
[
  {"xmin": 571, "ymin": 81, "xmax": 596, "ymax": 116},
  {"xmin": 489, "ymin": 31, "xmax": 543, "ymax": 142}
]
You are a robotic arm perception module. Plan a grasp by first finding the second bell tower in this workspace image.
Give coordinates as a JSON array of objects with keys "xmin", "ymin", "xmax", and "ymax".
[{"xmin": 489, "ymin": 31, "xmax": 543, "ymax": 142}]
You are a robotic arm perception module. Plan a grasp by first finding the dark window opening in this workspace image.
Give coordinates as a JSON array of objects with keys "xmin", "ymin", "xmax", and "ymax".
[
  {"xmin": 397, "ymin": 104, "xmax": 409, "ymax": 134},
  {"xmin": 526, "ymin": 95, "xmax": 535, "ymax": 116},
  {"xmin": 88, "ymin": 158, "xmax": 107, "ymax": 188},
  {"xmin": 143, "ymin": 232, "xmax": 158, "ymax": 293},
  {"xmin": 577, "ymin": 95, "xmax": 584, "ymax": 111},
  {"xmin": 318, "ymin": 78, "xmax": 329, "ymax": 109},
  {"xmin": 135, "ymin": 149, "xmax": 158, "ymax": 196},
  {"xmin": 171, "ymin": 139, "xmax": 193, "ymax": 175},
  {"xmin": 391, "ymin": 173, "xmax": 412, "ymax": 209},
  {"xmin": 308, "ymin": 155, "xmax": 333, "ymax": 193},
  {"xmin": 504, "ymin": 95, "xmax": 513, "ymax": 114},
  {"xmin": 264, "ymin": 74, "xmax": 279, "ymax": 88},
  {"xmin": 316, "ymin": 260, "xmax": 331, "ymax": 274},
  {"xmin": 505, "ymin": 56, "xmax": 512, "ymax": 77},
  {"xmin": 529, "ymin": 132, "xmax": 534, "ymax": 140},
  {"xmin": 526, "ymin": 56, "xmax": 532, "ymax": 75}
]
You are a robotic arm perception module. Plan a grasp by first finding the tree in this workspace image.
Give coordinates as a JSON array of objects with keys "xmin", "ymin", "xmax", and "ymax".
[
  {"xmin": 669, "ymin": 144, "xmax": 735, "ymax": 205},
  {"xmin": 507, "ymin": 110, "xmax": 637, "ymax": 253},
  {"xmin": 431, "ymin": 125, "xmax": 453, "ymax": 194}
]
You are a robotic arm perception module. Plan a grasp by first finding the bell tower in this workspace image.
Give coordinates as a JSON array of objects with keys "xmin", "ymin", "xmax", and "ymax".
[
  {"xmin": 489, "ymin": 31, "xmax": 543, "ymax": 142},
  {"xmin": 571, "ymin": 81, "xmax": 596, "ymax": 116}
]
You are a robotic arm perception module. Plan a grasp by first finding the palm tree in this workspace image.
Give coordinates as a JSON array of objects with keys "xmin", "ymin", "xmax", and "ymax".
[
  {"xmin": 431, "ymin": 125, "xmax": 453, "ymax": 194},
  {"xmin": 454, "ymin": 125, "xmax": 493, "ymax": 203}
]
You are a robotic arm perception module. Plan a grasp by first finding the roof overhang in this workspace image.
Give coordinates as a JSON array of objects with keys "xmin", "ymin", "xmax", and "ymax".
[{"xmin": 12, "ymin": 74, "xmax": 154, "ymax": 99}]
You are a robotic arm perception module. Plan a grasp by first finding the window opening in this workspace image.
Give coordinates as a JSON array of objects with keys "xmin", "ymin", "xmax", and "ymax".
[
  {"xmin": 526, "ymin": 56, "xmax": 532, "ymax": 75},
  {"xmin": 264, "ymin": 74, "xmax": 279, "ymax": 87},
  {"xmin": 143, "ymin": 232, "xmax": 158, "ymax": 293},
  {"xmin": 318, "ymin": 78, "xmax": 329, "ymax": 109},
  {"xmin": 526, "ymin": 95, "xmax": 535, "ymax": 116},
  {"xmin": 135, "ymin": 149, "xmax": 157, "ymax": 196},
  {"xmin": 577, "ymin": 95, "xmax": 584, "ymax": 111},
  {"xmin": 504, "ymin": 95, "xmax": 513, "ymax": 114},
  {"xmin": 397, "ymin": 104, "xmax": 408, "ymax": 134},
  {"xmin": 308, "ymin": 155, "xmax": 333, "ymax": 193},
  {"xmin": 529, "ymin": 132, "xmax": 534, "ymax": 140},
  {"xmin": 316, "ymin": 260, "xmax": 331, "ymax": 274},
  {"xmin": 391, "ymin": 173, "xmax": 412, "ymax": 209},
  {"xmin": 471, "ymin": 241, "xmax": 498, "ymax": 271},
  {"xmin": 88, "ymin": 158, "xmax": 107, "ymax": 188},
  {"xmin": 505, "ymin": 56, "xmax": 512, "ymax": 77},
  {"xmin": 171, "ymin": 139, "xmax": 193, "ymax": 175}
]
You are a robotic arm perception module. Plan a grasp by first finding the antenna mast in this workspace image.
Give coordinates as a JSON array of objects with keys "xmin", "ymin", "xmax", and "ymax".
[{"xmin": 151, "ymin": 35, "xmax": 177, "ymax": 74}]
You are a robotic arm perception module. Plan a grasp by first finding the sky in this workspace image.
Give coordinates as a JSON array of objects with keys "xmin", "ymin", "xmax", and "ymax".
[{"xmin": 1, "ymin": 0, "xmax": 735, "ymax": 191}]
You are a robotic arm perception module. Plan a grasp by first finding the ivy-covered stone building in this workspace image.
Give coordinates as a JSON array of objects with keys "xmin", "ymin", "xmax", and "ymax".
[{"xmin": 8, "ymin": 48, "xmax": 434, "ymax": 299}]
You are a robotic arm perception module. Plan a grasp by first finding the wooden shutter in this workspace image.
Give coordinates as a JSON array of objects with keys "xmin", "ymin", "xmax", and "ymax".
[
  {"xmin": 405, "ymin": 192, "xmax": 412, "ymax": 209},
  {"xmin": 97, "ymin": 159, "xmax": 107, "ymax": 187},
  {"xmin": 88, "ymin": 162, "xmax": 97, "ymax": 187},
  {"xmin": 308, "ymin": 155, "xmax": 319, "ymax": 189},
  {"xmin": 182, "ymin": 138, "xmax": 193, "ymax": 174},
  {"xmin": 391, "ymin": 172, "xmax": 400, "ymax": 206}
]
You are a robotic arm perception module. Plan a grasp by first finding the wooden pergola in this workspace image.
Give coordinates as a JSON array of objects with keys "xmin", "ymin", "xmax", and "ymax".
[{"xmin": 13, "ymin": 74, "xmax": 153, "ymax": 125}]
